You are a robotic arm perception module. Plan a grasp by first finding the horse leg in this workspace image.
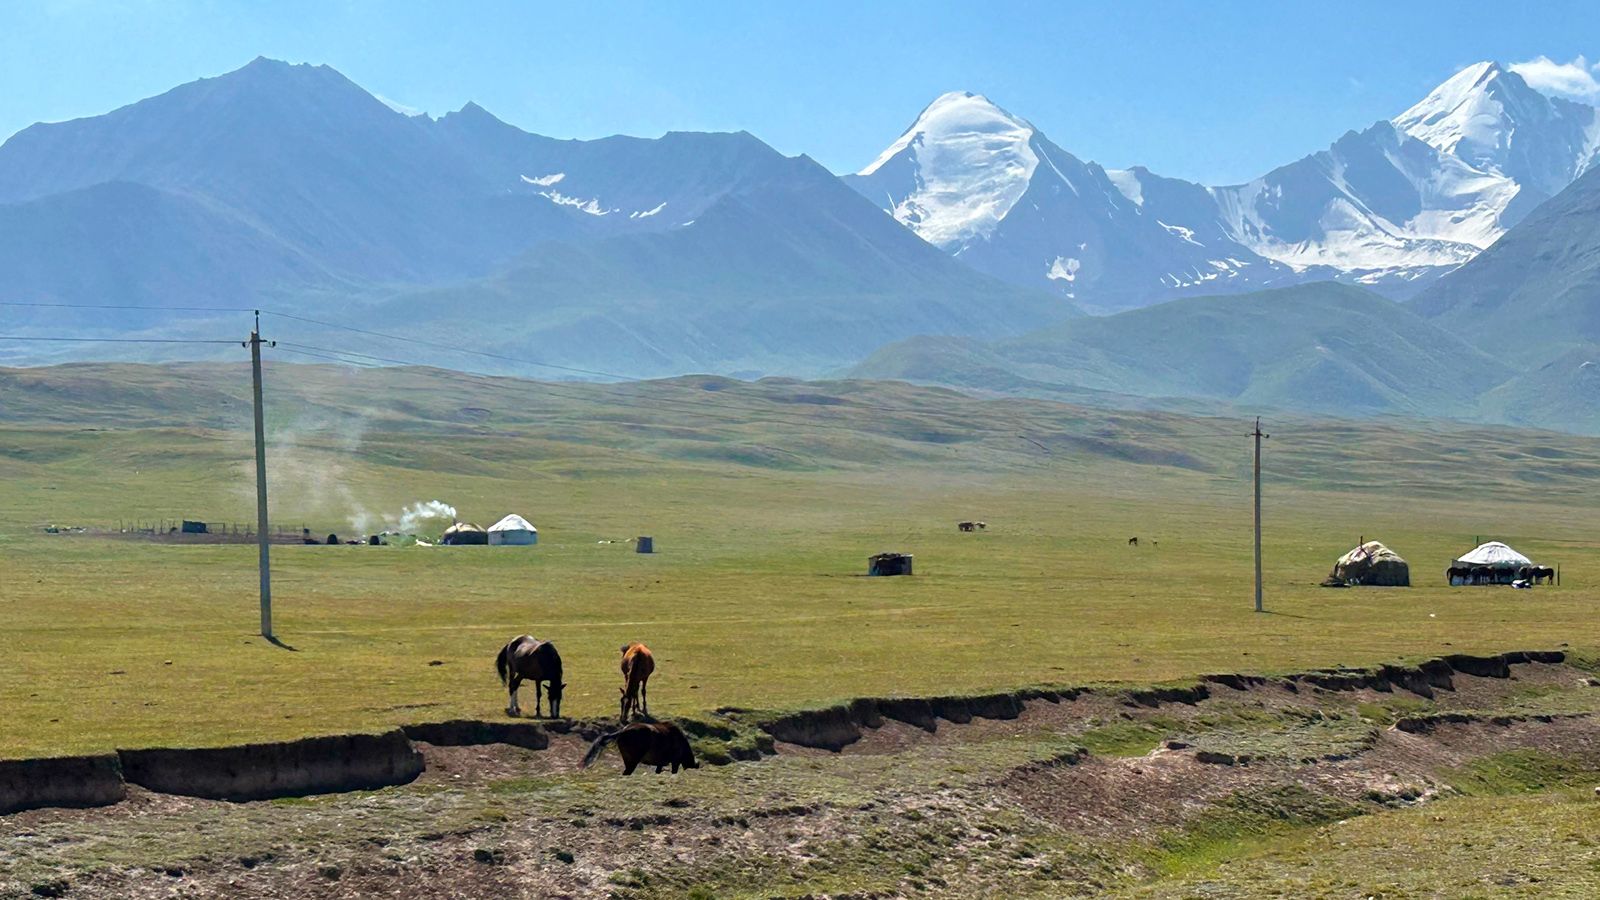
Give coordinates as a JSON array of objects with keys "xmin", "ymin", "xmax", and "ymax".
[
  {"xmin": 535, "ymin": 680, "xmax": 544, "ymax": 719},
  {"xmin": 655, "ymin": 765, "xmax": 664, "ymax": 774},
  {"xmin": 622, "ymin": 756, "xmax": 639, "ymax": 775},
  {"xmin": 642, "ymin": 681, "xmax": 649, "ymax": 716},
  {"xmin": 507, "ymin": 675, "xmax": 522, "ymax": 717}
]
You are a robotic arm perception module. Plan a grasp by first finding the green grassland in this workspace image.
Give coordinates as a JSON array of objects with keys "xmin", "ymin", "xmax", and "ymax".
[{"xmin": 2, "ymin": 362, "xmax": 1600, "ymax": 759}]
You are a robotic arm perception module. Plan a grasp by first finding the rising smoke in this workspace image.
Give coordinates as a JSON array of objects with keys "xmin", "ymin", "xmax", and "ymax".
[{"xmin": 351, "ymin": 500, "xmax": 458, "ymax": 537}]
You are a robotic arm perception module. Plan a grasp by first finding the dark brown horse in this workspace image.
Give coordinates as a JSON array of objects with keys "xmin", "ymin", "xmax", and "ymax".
[
  {"xmin": 580, "ymin": 722, "xmax": 698, "ymax": 774},
  {"xmin": 957, "ymin": 521, "xmax": 975, "ymax": 532},
  {"xmin": 619, "ymin": 642, "xmax": 654, "ymax": 722},
  {"xmin": 496, "ymin": 635, "xmax": 565, "ymax": 718}
]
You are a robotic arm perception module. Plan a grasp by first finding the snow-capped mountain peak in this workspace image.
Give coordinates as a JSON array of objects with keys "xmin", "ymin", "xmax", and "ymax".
[
  {"xmin": 853, "ymin": 91, "xmax": 1039, "ymax": 248},
  {"xmin": 1394, "ymin": 60, "xmax": 1599, "ymax": 196},
  {"xmin": 852, "ymin": 62, "xmax": 1600, "ymax": 311}
]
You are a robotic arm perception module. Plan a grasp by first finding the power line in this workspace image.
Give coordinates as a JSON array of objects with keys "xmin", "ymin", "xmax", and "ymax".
[
  {"xmin": 264, "ymin": 310, "xmax": 1255, "ymax": 433},
  {"xmin": 0, "ymin": 301, "xmax": 252, "ymax": 312},
  {"xmin": 0, "ymin": 335, "xmax": 241, "ymax": 344},
  {"xmin": 272, "ymin": 340, "xmax": 1029, "ymax": 437},
  {"xmin": 2, "ymin": 308, "xmax": 1253, "ymax": 440},
  {"xmin": 5, "ymin": 299, "xmax": 1253, "ymax": 437},
  {"xmin": 263, "ymin": 311, "xmax": 623, "ymax": 379}
]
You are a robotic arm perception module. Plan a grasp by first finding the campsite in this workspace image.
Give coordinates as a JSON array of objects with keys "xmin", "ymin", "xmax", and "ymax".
[{"xmin": 4, "ymin": 364, "xmax": 1600, "ymax": 896}]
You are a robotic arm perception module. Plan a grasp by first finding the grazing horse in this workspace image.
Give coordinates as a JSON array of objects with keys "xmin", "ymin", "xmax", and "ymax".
[
  {"xmin": 580, "ymin": 721, "xmax": 699, "ymax": 775},
  {"xmin": 496, "ymin": 635, "xmax": 565, "ymax": 718},
  {"xmin": 619, "ymin": 642, "xmax": 655, "ymax": 722},
  {"xmin": 958, "ymin": 521, "xmax": 975, "ymax": 532},
  {"xmin": 975, "ymin": 522, "xmax": 987, "ymax": 531},
  {"xmin": 1533, "ymin": 565, "xmax": 1555, "ymax": 585},
  {"xmin": 1127, "ymin": 537, "xmax": 1139, "ymax": 547}
]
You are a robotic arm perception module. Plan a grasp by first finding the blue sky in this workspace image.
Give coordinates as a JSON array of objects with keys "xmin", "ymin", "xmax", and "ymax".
[{"xmin": 3, "ymin": 1, "xmax": 1597, "ymax": 184}]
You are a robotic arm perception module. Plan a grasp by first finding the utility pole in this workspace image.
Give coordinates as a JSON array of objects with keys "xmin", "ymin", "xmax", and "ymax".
[
  {"xmin": 247, "ymin": 312, "xmax": 276, "ymax": 639},
  {"xmin": 1253, "ymin": 417, "xmax": 1269, "ymax": 613}
]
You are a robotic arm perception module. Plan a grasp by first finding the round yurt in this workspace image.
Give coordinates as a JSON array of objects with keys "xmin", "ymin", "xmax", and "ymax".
[
  {"xmin": 440, "ymin": 522, "xmax": 488, "ymax": 546},
  {"xmin": 1450, "ymin": 541, "xmax": 1532, "ymax": 585},
  {"xmin": 1328, "ymin": 541, "xmax": 1410, "ymax": 586},
  {"xmin": 487, "ymin": 514, "xmax": 538, "ymax": 546}
]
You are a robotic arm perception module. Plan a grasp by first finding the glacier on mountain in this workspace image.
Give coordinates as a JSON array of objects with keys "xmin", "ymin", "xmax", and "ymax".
[{"xmin": 851, "ymin": 62, "xmax": 1600, "ymax": 310}]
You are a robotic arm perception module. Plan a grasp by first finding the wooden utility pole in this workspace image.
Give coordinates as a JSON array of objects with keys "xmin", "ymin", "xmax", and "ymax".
[
  {"xmin": 1253, "ymin": 417, "xmax": 1269, "ymax": 613},
  {"xmin": 248, "ymin": 312, "xmax": 276, "ymax": 639}
]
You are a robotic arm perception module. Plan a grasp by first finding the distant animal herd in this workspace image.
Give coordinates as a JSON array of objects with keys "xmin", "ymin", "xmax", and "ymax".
[{"xmin": 1447, "ymin": 564, "xmax": 1555, "ymax": 586}]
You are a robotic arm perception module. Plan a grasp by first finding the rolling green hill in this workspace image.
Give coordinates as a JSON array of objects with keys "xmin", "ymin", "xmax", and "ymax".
[
  {"xmin": 1412, "ymin": 164, "xmax": 1600, "ymax": 369},
  {"xmin": 851, "ymin": 282, "xmax": 1514, "ymax": 419}
]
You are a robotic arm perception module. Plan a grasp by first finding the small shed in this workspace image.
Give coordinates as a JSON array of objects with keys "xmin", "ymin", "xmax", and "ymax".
[
  {"xmin": 636, "ymin": 536, "xmax": 654, "ymax": 554},
  {"xmin": 1328, "ymin": 541, "xmax": 1410, "ymax": 587},
  {"xmin": 868, "ymin": 552, "xmax": 913, "ymax": 576},
  {"xmin": 181, "ymin": 520, "xmax": 208, "ymax": 534},
  {"xmin": 487, "ymin": 514, "xmax": 538, "ymax": 546},
  {"xmin": 441, "ymin": 522, "xmax": 489, "ymax": 546}
]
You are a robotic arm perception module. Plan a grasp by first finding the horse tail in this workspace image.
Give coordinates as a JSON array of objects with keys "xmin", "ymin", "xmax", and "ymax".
[
  {"xmin": 495, "ymin": 641, "xmax": 511, "ymax": 686},
  {"xmin": 581, "ymin": 730, "xmax": 619, "ymax": 769}
]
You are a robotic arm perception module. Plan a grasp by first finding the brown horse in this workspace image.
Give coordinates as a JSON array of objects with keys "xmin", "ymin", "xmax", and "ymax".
[
  {"xmin": 496, "ymin": 635, "xmax": 565, "ymax": 718},
  {"xmin": 957, "ymin": 521, "xmax": 975, "ymax": 532},
  {"xmin": 619, "ymin": 642, "xmax": 654, "ymax": 722},
  {"xmin": 580, "ymin": 722, "xmax": 698, "ymax": 774}
]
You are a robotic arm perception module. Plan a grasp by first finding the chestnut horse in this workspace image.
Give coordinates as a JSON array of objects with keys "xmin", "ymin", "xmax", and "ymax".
[
  {"xmin": 619, "ymin": 641, "xmax": 654, "ymax": 722},
  {"xmin": 580, "ymin": 721, "xmax": 698, "ymax": 774},
  {"xmin": 495, "ymin": 635, "xmax": 565, "ymax": 718}
]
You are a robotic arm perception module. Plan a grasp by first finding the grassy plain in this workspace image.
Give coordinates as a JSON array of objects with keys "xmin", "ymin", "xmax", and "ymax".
[{"xmin": 2, "ymin": 363, "xmax": 1599, "ymax": 759}]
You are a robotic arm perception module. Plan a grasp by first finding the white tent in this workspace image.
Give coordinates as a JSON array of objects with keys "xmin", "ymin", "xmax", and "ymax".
[
  {"xmin": 487, "ymin": 514, "xmax": 538, "ymax": 546},
  {"xmin": 1454, "ymin": 541, "xmax": 1531, "ymax": 569}
]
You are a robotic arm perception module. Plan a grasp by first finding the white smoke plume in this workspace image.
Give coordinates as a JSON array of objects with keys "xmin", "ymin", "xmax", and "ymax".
[{"xmin": 351, "ymin": 500, "xmax": 457, "ymax": 537}]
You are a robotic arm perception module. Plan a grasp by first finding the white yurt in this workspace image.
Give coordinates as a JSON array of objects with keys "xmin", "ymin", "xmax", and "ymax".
[
  {"xmin": 487, "ymin": 514, "xmax": 538, "ymax": 546},
  {"xmin": 1451, "ymin": 541, "xmax": 1532, "ymax": 584}
]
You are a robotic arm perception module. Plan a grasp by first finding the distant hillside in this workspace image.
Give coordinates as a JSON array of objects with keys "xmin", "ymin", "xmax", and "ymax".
[
  {"xmin": 852, "ymin": 283, "xmax": 1514, "ymax": 419},
  {"xmin": 1411, "ymin": 164, "xmax": 1600, "ymax": 369},
  {"xmin": 1475, "ymin": 345, "xmax": 1600, "ymax": 433},
  {"xmin": 373, "ymin": 153, "xmax": 1074, "ymax": 377}
]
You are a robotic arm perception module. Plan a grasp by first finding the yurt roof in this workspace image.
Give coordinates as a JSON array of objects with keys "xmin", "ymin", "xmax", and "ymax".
[
  {"xmin": 443, "ymin": 522, "xmax": 485, "ymax": 534},
  {"xmin": 1337, "ymin": 541, "xmax": 1405, "ymax": 566},
  {"xmin": 1454, "ymin": 541, "xmax": 1531, "ymax": 567},
  {"xmin": 488, "ymin": 514, "xmax": 537, "ymax": 533}
]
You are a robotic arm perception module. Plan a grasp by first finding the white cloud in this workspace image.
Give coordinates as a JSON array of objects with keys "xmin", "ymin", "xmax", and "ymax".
[{"xmin": 1508, "ymin": 55, "xmax": 1600, "ymax": 102}]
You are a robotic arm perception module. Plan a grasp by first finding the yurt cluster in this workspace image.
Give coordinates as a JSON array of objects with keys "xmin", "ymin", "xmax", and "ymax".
[
  {"xmin": 1324, "ymin": 539, "xmax": 1556, "ymax": 589},
  {"xmin": 438, "ymin": 514, "xmax": 539, "ymax": 546}
]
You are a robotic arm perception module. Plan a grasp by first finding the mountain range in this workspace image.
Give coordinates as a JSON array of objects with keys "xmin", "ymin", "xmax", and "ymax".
[
  {"xmin": 0, "ymin": 58, "xmax": 1071, "ymax": 375},
  {"xmin": 2, "ymin": 57, "xmax": 1598, "ymax": 433},
  {"xmin": 849, "ymin": 63, "xmax": 1599, "ymax": 313},
  {"xmin": 853, "ymin": 161, "xmax": 1600, "ymax": 432}
]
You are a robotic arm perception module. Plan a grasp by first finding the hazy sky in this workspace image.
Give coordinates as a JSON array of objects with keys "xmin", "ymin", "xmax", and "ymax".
[{"xmin": 3, "ymin": 1, "xmax": 1597, "ymax": 184}]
